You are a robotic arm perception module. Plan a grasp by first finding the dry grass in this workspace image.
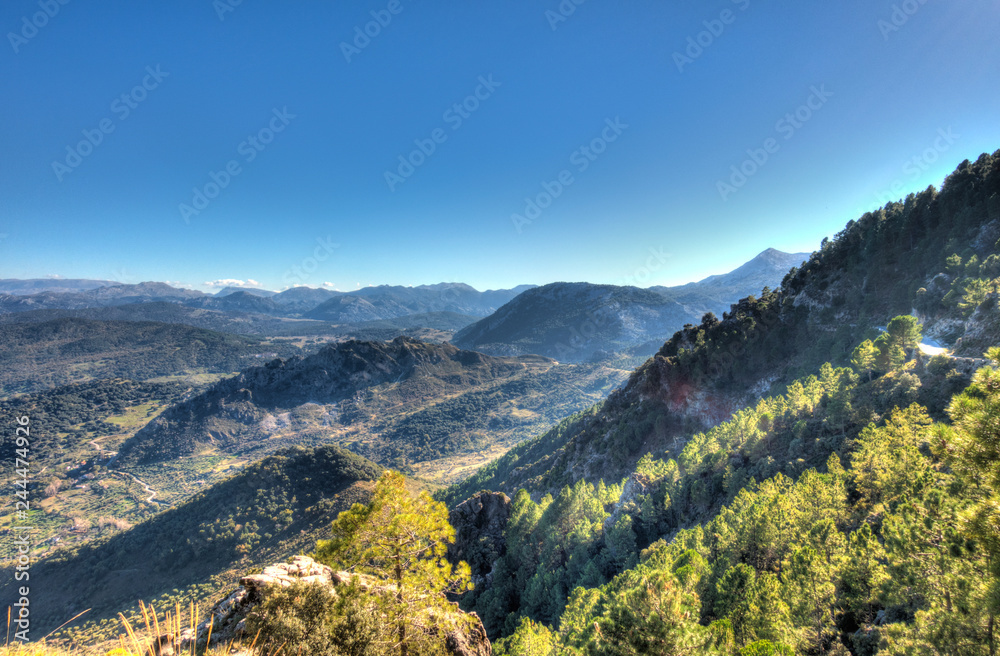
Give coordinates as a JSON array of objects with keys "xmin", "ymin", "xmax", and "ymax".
[
  {"xmin": 0, "ymin": 645, "xmax": 78, "ymax": 656},
  {"xmin": 2, "ymin": 603, "xmax": 278, "ymax": 656}
]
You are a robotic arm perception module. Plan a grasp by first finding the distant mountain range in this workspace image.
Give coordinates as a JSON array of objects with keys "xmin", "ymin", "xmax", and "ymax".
[
  {"xmin": 0, "ymin": 278, "xmax": 120, "ymax": 295},
  {"xmin": 305, "ymin": 283, "xmax": 537, "ymax": 322},
  {"xmin": 0, "ymin": 302, "xmax": 303, "ymax": 336},
  {"xmin": 452, "ymin": 249, "xmax": 808, "ymax": 361},
  {"xmin": 0, "ymin": 281, "xmax": 534, "ymax": 323},
  {"xmin": 0, "ymin": 251, "xmax": 804, "ymax": 355}
]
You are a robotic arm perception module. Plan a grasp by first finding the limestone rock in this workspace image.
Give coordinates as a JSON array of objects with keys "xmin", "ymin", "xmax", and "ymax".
[
  {"xmin": 182, "ymin": 555, "xmax": 491, "ymax": 656},
  {"xmin": 604, "ymin": 471, "xmax": 653, "ymax": 532}
]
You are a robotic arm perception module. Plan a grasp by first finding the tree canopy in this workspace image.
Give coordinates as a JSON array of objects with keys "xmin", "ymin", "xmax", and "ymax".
[{"xmin": 315, "ymin": 471, "xmax": 472, "ymax": 656}]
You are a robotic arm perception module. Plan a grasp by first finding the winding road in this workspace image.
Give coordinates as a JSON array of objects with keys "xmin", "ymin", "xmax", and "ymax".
[
  {"xmin": 89, "ymin": 436, "xmax": 161, "ymax": 506},
  {"xmin": 916, "ymin": 336, "xmax": 947, "ymax": 357},
  {"xmin": 116, "ymin": 471, "xmax": 160, "ymax": 505}
]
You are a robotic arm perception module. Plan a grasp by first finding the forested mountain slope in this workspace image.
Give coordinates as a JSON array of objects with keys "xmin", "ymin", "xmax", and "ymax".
[
  {"xmin": 484, "ymin": 350, "xmax": 998, "ymax": 655},
  {"xmin": 449, "ymin": 150, "xmax": 1000, "ymax": 501},
  {"xmin": 115, "ymin": 336, "xmax": 629, "ymax": 482}
]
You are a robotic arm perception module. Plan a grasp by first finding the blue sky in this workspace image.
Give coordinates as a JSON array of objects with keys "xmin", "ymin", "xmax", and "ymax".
[{"xmin": 2, "ymin": 0, "xmax": 998, "ymax": 292}]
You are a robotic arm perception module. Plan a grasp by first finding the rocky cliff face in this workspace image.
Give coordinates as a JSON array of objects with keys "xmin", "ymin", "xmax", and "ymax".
[
  {"xmin": 182, "ymin": 555, "xmax": 492, "ymax": 656},
  {"xmin": 449, "ymin": 492, "xmax": 512, "ymax": 585}
]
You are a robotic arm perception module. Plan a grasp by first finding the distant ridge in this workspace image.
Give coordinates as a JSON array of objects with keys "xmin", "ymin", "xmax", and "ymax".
[
  {"xmin": 213, "ymin": 286, "xmax": 277, "ymax": 297},
  {"xmin": 115, "ymin": 336, "xmax": 555, "ymax": 467},
  {"xmin": 0, "ymin": 281, "xmax": 536, "ymax": 323},
  {"xmin": 452, "ymin": 249, "xmax": 808, "ymax": 361},
  {"xmin": 0, "ymin": 278, "xmax": 119, "ymax": 295}
]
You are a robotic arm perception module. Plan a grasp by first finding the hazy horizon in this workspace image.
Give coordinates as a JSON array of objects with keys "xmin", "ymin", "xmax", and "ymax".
[{"xmin": 7, "ymin": 244, "xmax": 812, "ymax": 295}]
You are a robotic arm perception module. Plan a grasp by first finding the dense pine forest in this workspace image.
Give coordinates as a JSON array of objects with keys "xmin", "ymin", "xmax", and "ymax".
[{"xmin": 475, "ymin": 333, "xmax": 996, "ymax": 655}]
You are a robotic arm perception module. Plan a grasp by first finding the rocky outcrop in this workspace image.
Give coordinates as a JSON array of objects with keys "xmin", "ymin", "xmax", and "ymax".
[
  {"xmin": 180, "ymin": 555, "xmax": 491, "ymax": 656},
  {"xmin": 604, "ymin": 471, "xmax": 654, "ymax": 532},
  {"xmin": 449, "ymin": 492, "xmax": 512, "ymax": 584}
]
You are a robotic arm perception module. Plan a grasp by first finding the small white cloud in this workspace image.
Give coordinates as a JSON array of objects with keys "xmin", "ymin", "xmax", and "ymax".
[
  {"xmin": 204, "ymin": 278, "xmax": 263, "ymax": 289},
  {"xmin": 322, "ymin": 282, "xmax": 336, "ymax": 288},
  {"xmin": 45, "ymin": 274, "xmax": 64, "ymax": 279}
]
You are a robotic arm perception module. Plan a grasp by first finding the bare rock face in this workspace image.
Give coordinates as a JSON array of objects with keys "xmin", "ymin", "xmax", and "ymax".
[
  {"xmin": 180, "ymin": 555, "xmax": 491, "ymax": 656},
  {"xmin": 449, "ymin": 491, "xmax": 512, "ymax": 585},
  {"xmin": 604, "ymin": 471, "xmax": 654, "ymax": 532},
  {"xmin": 238, "ymin": 554, "xmax": 335, "ymax": 592},
  {"xmin": 447, "ymin": 617, "xmax": 492, "ymax": 656}
]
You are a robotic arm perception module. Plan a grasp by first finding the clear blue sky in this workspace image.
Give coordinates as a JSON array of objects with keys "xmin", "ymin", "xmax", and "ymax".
[{"xmin": 2, "ymin": 1, "xmax": 998, "ymax": 292}]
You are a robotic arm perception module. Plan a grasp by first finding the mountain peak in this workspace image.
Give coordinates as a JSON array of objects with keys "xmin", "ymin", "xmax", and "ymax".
[{"xmin": 214, "ymin": 286, "xmax": 277, "ymax": 298}]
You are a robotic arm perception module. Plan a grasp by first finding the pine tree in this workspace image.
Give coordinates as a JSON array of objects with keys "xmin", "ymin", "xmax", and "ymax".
[
  {"xmin": 494, "ymin": 617, "xmax": 558, "ymax": 656},
  {"xmin": 886, "ymin": 315, "xmax": 922, "ymax": 354},
  {"xmin": 851, "ymin": 339, "xmax": 878, "ymax": 381},
  {"xmin": 841, "ymin": 523, "xmax": 888, "ymax": 626},
  {"xmin": 715, "ymin": 564, "xmax": 790, "ymax": 647},
  {"xmin": 785, "ymin": 545, "xmax": 838, "ymax": 653},
  {"xmin": 939, "ymin": 347, "xmax": 1000, "ymax": 656},
  {"xmin": 874, "ymin": 333, "xmax": 906, "ymax": 371},
  {"xmin": 315, "ymin": 471, "xmax": 472, "ymax": 656}
]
